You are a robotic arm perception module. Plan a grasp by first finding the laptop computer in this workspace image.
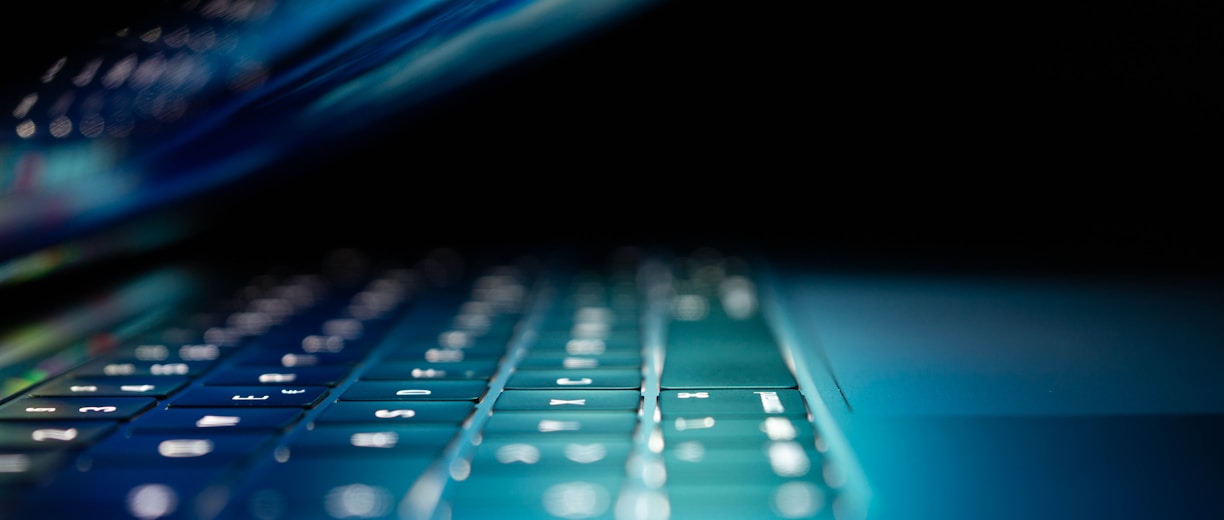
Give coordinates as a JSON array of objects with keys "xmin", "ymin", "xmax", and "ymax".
[{"xmin": 2, "ymin": 1, "xmax": 1223, "ymax": 519}]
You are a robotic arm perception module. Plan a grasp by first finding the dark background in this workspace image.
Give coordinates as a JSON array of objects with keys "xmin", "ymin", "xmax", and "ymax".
[{"xmin": 3, "ymin": 0, "xmax": 1222, "ymax": 274}]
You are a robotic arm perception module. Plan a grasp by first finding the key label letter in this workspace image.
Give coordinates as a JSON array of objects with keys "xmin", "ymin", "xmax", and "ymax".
[
  {"xmin": 196, "ymin": 415, "xmax": 241, "ymax": 428},
  {"xmin": 374, "ymin": 409, "xmax": 416, "ymax": 419},
  {"xmin": 754, "ymin": 391, "xmax": 785, "ymax": 414},
  {"xmin": 31, "ymin": 428, "xmax": 78, "ymax": 442},
  {"xmin": 258, "ymin": 373, "xmax": 297, "ymax": 383},
  {"xmin": 495, "ymin": 444, "xmax": 541, "ymax": 464}
]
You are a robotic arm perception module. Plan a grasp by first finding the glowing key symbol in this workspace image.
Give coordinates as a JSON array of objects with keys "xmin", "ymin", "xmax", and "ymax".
[
  {"xmin": 281, "ymin": 354, "xmax": 318, "ymax": 367},
  {"xmin": 350, "ymin": 432, "xmax": 398, "ymax": 448},
  {"xmin": 411, "ymin": 369, "xmax": 446, "ymax": 378},
  {"xmin": 120, "ymin": 385, "xmax": 156, "ymax": 393},
  {"xmin": 767, "ymin": 441, "xmax": 810, "ymax": 477},
  {"xmin": 69, "ymin": 385, "xmax": 99, "ymax": 393},
  {"xmin": 180, "ymin": 344, "xmax": 219, "ymax": 360},
  {"xmin": 31, "ymin": 428, "xmax": 78, "ymax": 442},
  {"xmin": 158, "ymin": 439, "xmax": 213, "ymax": 458},
  {"xmin": 538, "ymin": 420, "xmax": 580, "ymax": 433},
  {"xmin": 150, "ymin": 363, "xmax": 189, "ymax": 375},
  {"xmin": 677, "ymin": 392, "xmax": 709, "ymax": 399},
  {"xmin": 556, "ymin": 378, "xmax": 593, "ymax": 386},
  {"xmin": 543, "ymin": 482, "xmax": 609, "ymax": 519},
  {"xmin": 496, "ymin": 444, "xmax": 540, "ymax": 464},
  {"xmin": 0, "ymin": 455, "xmax": 31, "ymax": 473},
  {"xmin": 135, "ymin": 345, "xmax": 169, "ymax": 360},
  {"xmin": 762, "ymin": 417, "xmax": 798, "ymax": 440},
  {"xmin": 675, "ymin": 441, "xmax": 706, "ymax": 463},
  {"xmin": 196, "ymin": 415, "xmax": 240, "ymax": 428},
  {"xmin": 565, "ymin": 340, "xmax": 605, "ymax": 355},
  {"xmin": 375, "ymin": 409, "xmax": 416, "ymax": 419},
  {"xmin": 754, "ymin": 391, "xmax": 785, "ymax": 413},
  {"xmin": 104, "ymin": 364, "xmax": 136, "ymax": 375},
  {"xmin": 425, "ymin": 349, "xmax": 464, "ymax": 362},
  {"xmin": 24, "ymin": 408, "xmax": 56, "ymax": 413},
  {"xmin": 302, "ymin": 335, "xmax": 344, "ymax": 353},
  {"xmin": 259, "ymin": 373, "xmax": 296, "ymax": 383},
  {"xmin": 280, "ymin": 389, "xmax": 306, "ymax": 395},
  {"xmin": 674, "ymin": 417, "xmax": 716, "ymax": 431},
  {"xmin": 562, "ymin": 358, "xmax": 599, "ymax": 369},
  {"xmin": 233, "ymin": 395, "xmax": 270, "ymax": 401},
  {"xmin": 549, "ymin": 399, "xmax": 587, "ymax": 406},
  {"xmin": 564, "ymin": 443, "xmax": 607, "ymax": 464},
  {"xmin": 395, "ymin": 389, "xmax": 431, "ymax": 396},
  {"xmin": 79, "ymin": 406, "xmax": 118, "ymax": 413}
]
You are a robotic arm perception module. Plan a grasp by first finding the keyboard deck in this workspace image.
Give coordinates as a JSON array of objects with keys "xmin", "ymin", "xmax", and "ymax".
[{"xmin": 0, "ymin": 247, "xmax": 844, "ymax": 520}]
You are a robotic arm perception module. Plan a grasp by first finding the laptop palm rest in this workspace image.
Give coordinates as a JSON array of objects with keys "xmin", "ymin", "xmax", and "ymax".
[{"xmin": 783, "ymin": 271, "xmax": 1224, "ymax": 519}]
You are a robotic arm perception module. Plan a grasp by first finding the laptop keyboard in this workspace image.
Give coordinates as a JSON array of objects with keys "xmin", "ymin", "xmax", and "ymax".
[{"xmin": 0, "ymin": 248, "xmax": 840, "ymax": 520}]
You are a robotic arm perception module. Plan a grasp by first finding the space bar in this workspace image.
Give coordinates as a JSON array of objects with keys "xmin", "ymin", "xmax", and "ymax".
[{"xmin": 661, "ymin": 315, "xmax": 796, "ymax": 389}]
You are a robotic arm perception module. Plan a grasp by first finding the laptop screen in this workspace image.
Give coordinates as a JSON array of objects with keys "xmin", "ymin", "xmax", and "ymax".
[{"xmin": 0, "ymin": 0, "xmax": 655, "ymax": 272}]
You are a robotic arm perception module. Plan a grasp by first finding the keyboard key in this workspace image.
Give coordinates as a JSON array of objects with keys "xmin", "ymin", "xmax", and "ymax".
[
  {"xmin": 229, "ymin": 348, "xmax": 366, "ymax": 367},
  {"xmin": 662, "ymin": 315, "xmax": 796, "ymax": 390},
  {"xmin": 13, "ymin": 466, "xmax": 232, "ymax": 517},
  {"xmin": 483, "ymin": 411, "xmax": 638, "ymax": 436},
  {"xmin": 385, "ymin": 347, "xmax": 504, "ymax": 363},
  {"xmin": 360, "ymin": 361, "xmax": 497, "ymax": 381},
  {"xmin": 30, "ymin": 377, "xmax": 190, "ymax": 398},
  {"xmin": 470, "ymin": 439, "xmax": 632, "ymax": 470},
  {"xmin": 339, "ymin": 381, "xmax": 487, "ymax": 401},
  {"xmin": 447, "ymin": 475, "xmax": 623, "ymax": 520},
  {"xmin": 202, "ymin": 366, "xmax": 349, "ymax": 386},
  {"xmin": 128, "ymin": 407, "xmax": 303, "ymax": 432},
  {"xmin": 528, "ymin": 336, "xmax": 640, "ymax": 355},
  {"xmin": 391, "ymin": 336, "xmax": 512, "ymax": 355},
  {"xmin": 494, "ymin": 390, "xmax": 641, "ymax": 411},
  {"xmin": 84, "ymin": 432, "xmax": 274, "ymax": 467},
  {"xmin": 70, "ymin": 360, "xmax": 212, "ymax": 378},
  {"xmin": 314, "ymin": 401, "xmax": 475, "ymax": 424},
  {"xmin": 223, "ymin": 455, "xmax": 434, "ymax": 520},
  {"xmin": 518, "ymin": 352, "xmax": 642, "ymax": 369},
  {"xmin": 664, "ymin": 441, "xmax": 823, "ymax": 480},
  {"xmin": 169, "ymin": 386, "xmax": 328, "ymax": 407},
  {"xmin": 288, "ymin": 425, "xmax": 457, "ymax": 456},
  {"xmin": 505, "ymin": 369, "xmax": 641, "ymax": 390},
  {"xmin": 659, "ymin": 390, "xmax": 808, "ymax": 417},
  {"xmin": 662, "ymin": 416, "xmax": 816, "ymax": 445},
  {"xmin": 0, "ymin": 397, "xmax": 156, "ymax": 420},
  {"xmin": 0, "ymin": 422, "xmax": 117, "ymax": 450},
  {"xmin": 0, "ymin": 451, "xmax": 68, "ymax": 486},
  {"xmin": 115, "ymin": 343, "xmax": 232, "ymax": 362},
  {"xmin": 666, "ymin": 482, "xmax": 833, "ymax": 520}
]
